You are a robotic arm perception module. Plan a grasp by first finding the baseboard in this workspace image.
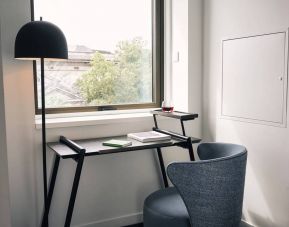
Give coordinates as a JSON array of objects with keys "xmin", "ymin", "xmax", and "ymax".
[
  {"xmin": 75, "ymin": 212, "xmax": 142, "ymax": 227},
  {"xmin": 74, "ymin": 213, "xmax": 252, "ymax": 227}
]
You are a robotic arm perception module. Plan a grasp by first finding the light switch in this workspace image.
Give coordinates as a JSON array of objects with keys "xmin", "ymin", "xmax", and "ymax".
[{"xmin": 173, "ymin": 51, "xmax": 179, "ymax": 62}]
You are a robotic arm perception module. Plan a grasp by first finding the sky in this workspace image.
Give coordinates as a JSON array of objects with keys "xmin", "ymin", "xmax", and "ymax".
[{"xmin": 34, "ymin": 0, "xmax": 152, "ymax": 52}]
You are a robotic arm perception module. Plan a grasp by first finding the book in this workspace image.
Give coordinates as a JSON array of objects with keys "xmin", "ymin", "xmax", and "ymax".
[
  {"xmin": 102, "ymin": 139, "xmax": 132, "ymax": 147},
  {"xmin": 127, "ymin": 131, "xmax": 171, "ymax": 143}
]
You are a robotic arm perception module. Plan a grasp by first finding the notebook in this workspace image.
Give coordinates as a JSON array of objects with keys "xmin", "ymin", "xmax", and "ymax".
[{"xmin": 102, "ymin": 139, "xmax": 132, "ymax": 147}]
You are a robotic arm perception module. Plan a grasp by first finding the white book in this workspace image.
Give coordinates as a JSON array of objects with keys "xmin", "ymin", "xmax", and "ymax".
[{"xmin": 127, "ymin": 131, "xmax": 171, "ymax": 143}]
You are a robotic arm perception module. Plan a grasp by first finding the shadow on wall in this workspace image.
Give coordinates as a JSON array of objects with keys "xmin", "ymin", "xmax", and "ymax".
[
  {"xmin": 247, "ymin": 211, "xmax": 275, "ymax": 227},
  {"xmin": 240, "ymin": 220, "xmax": 254, "ymax": 227}
]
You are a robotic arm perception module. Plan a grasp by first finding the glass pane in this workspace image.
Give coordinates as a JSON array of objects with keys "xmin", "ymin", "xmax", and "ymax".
[{"xmin": 34, "ymin": 0, "xmax": 153, "ymax": 108}]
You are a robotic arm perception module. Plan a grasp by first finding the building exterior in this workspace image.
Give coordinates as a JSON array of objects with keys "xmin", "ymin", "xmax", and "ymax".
[{"xmin": 36, "ymin": 45, "xmax": 114, "ymax": 108}]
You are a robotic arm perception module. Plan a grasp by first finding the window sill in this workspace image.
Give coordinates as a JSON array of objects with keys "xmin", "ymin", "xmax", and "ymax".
[{"xmin": 35, "ymin": 109, "xmax": 158, "ymax": 129}]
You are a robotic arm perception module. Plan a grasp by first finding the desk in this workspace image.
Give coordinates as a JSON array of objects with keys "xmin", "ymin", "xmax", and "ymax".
[{"xmin": 42, "ymin": 110, "xmax": 201, "ymax": 227}]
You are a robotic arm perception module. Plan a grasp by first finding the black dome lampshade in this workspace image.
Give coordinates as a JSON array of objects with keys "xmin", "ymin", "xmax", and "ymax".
[{"xmin": 15, "ymin": 20, "xmax": 68, "ymax": 60}]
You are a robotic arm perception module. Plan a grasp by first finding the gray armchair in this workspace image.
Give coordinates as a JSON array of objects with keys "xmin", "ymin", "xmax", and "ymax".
[{"xmin": 143, "ymin": 143, "xmax": 247, "ymax": 227}]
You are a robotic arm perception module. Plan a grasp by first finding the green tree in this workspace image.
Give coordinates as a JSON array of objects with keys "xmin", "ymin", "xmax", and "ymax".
[
  {"xmin": 76, "ymin": 38, "xmax": 152, "ymax": 105},
  {"xmin": 76, "ymin": 52, "xmax": 117, "ymax": 105}
]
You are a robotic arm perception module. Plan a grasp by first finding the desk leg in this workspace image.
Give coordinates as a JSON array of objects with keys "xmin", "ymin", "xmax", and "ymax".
[
  {"xmin": 156, "ymin": 148, "xmax": 169, "ymax": 188},
  {"xmin": 187, "ymin": 138, "xmax": 195, "ymax": 161},
  {"xmin": 41, "ymin": 155, "xmax": 61, "ymax": 227},
  {"xmin": 64, "ymin": 154, "xmax": 85, "ymax": 227}
]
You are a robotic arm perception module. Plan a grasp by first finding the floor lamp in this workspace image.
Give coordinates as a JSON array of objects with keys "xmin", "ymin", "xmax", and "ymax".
[{"xmin": 14, "ymin": 19, "xmax": 68, "ymax": 227}]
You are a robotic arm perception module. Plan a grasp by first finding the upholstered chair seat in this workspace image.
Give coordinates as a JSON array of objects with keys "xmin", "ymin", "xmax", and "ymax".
[{"xmin": 143, "ymin": 187, "xmax": 190, "ymax": 227}]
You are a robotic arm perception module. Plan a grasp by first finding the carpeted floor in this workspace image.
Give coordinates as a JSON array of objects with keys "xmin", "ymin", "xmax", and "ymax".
[{"xmin": 123, "ymin": 221, "xmax": 253, "ymax": 227}]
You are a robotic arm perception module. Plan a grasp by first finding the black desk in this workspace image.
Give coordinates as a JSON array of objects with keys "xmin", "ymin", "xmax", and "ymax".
[
  {"xmin": 42, "ymin": 110, "xmax": 201, "ymax": 227},
  {"xmin": 49, "ymin": 135, "xmax": 200, "ymax": 158}
]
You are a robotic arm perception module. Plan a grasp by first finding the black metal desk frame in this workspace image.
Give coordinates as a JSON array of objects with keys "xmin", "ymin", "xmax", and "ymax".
[{"xmin": 41, "ymin": 110, "xmax": 200, "ymax": 227}]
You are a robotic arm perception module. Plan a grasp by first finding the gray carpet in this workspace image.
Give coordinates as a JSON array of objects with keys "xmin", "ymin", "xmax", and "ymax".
[{"xmin": 123, "ymin": 220, "xmax": 253, "ymax": 227}]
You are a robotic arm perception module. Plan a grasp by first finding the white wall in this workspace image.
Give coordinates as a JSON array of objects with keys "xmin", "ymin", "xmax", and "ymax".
[
  {"xmin": 188, "ymin": 0, "xmax": 202, "ymax": 136},
  {"xmin": 0, "ymin": 0, "xmax": 203, "ymax": 226},
  {"xmin": 171, "ymin": 0, "xmax": 189, "ymax": 111},
  {"xmin": 0, "ymin": 0, "xmax": 37, "ymax": 226},
  {"xmin": 171, "ymin": 0, "xmax": 202, "ymax": 137},
  {"xmin": 0, "ymin": 16, "xmax": 12, "ymax": 227},
  {"xmin": 203, "ymin": 0, "xmax": 289, "ymax": 226}
]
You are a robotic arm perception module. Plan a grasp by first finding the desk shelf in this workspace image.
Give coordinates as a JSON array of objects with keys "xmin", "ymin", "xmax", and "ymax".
[{"xmin": 151, "ymin": 109, "xmax": 198, "ymax": 121}]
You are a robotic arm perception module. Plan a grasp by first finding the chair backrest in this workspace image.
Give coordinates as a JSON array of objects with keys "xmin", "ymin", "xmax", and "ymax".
[{"xmin": 167, "ymin": 143, "xmax": 247, "ymax": 227}]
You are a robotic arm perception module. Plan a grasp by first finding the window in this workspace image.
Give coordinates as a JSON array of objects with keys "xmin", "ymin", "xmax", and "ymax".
[{"xmin": 32, "ymin": 0, "xmax": 164, "ymax": 114}]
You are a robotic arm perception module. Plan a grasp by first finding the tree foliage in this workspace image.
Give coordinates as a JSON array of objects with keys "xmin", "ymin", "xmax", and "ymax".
[{"xmin": 76, "ymin": 38, "xmax": 152, "ymax": 105}]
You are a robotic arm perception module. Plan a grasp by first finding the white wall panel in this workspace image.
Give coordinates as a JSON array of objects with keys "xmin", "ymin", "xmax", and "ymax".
[{"xmin": 222, "ymin": 32, "xmax": 287, "ymax": 126}]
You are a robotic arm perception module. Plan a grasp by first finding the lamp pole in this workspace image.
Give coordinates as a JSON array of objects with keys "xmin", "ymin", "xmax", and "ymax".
[{"xmin": 41, "ymin": 56, "xmax": 48, "ymax": 227}]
